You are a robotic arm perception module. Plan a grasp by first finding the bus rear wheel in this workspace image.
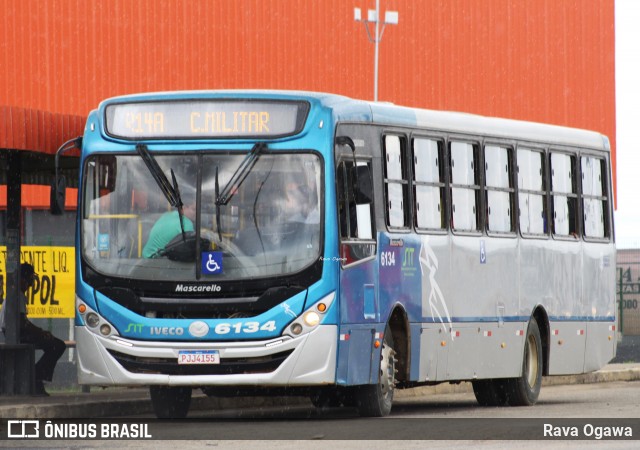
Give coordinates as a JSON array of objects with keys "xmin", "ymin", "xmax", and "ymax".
[
  {"xmin": 149, "ymin": 386, "xmax": 192, "ymax": 419},
  {"xmin": 504, "ymin": 318, "xmax": 543, "ymax": 406},
  {"xmin": 472, "ymin": 379, "xmax": 508, "ymax": 406},
  {"xmin": 355, "ymin": 329, "xmax": 396, "ymax": 417}
]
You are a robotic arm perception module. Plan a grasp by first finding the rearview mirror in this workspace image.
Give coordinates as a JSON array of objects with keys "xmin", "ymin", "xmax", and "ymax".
[
  {"xmin": 50, "ymin": 175, "xmax": 67, "ymax": 215},
  {"xmin": 50, "ymin": 137, "xmax": 82, "ymax": 215}
]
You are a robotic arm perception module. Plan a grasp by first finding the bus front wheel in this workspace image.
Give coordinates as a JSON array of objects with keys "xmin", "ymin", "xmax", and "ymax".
[
  {"xmin": 355, "ymin": 329, "xmax": 396, "ymax": 417},
  {"xmin": 149, "ymin": 386, "xmax": 192, "ymax": 419},
  {"xmin": 310, "ymin": 388, "xmax": 343, "ymax": 408}
]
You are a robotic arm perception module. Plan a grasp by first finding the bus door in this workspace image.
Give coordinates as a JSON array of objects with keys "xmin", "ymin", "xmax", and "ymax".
[{"xmin": 336, "ymin": 154, "xmax": 379, "ymax": 385}]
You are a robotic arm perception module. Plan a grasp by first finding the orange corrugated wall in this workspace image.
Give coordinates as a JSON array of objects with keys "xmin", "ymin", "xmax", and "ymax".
[
  {"xmin": 0, "ymin": 0, "xmax": 616, "ymax": 194},
  {"xmin": 0, "ymin": 105, "xmax": 85, "ymax": 154},
  {"xmin": 0, "ymin": 185, "xmax": 78, "ymax": 209}
]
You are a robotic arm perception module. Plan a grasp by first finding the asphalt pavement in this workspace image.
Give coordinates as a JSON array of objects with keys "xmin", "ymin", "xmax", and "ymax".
[{"xmin": 1, "ymin": 363, "xmax": 639, "ymax": 419}]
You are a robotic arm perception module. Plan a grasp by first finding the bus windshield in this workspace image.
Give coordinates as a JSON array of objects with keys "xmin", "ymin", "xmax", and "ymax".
[{"xmin": 81, "ymin": 151, "xmax": 322, "ymax": 282}]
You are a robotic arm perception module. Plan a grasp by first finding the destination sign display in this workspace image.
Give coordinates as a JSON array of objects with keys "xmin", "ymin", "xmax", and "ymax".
[{"xmin": 105, "ymin": 100, "xmax": 309, "ymax": 139}]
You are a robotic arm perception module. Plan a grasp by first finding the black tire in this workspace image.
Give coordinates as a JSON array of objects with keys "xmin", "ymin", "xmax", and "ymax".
[
  {"xmin": 472, "ymin": 379, "xmax": 508, "ymax": 407},
  {"xmin": 310, "ymin": 389, "xmax": 342, "ymax": 408},
  {"xmin": 150, "ymin": 386, "xmax": 192, "ymax": 419},
  {"xmin": 355, "ymin": 329, "xmax": 396, "ymax": 417},
  {"xmin": 504, "ymin": 318, "xmax": 543, "ymax": 406}
]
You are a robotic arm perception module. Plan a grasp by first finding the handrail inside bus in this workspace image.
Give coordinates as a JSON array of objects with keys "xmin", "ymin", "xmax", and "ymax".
[{"xmin": 87, "ymin": 214, "xmax": 143, "ymax": 258}]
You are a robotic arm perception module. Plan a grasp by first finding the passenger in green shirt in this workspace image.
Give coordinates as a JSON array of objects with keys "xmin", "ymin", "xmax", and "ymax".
[{"xmin": 143, "ymin": 200, "xmax": 196, "ymax": 258}]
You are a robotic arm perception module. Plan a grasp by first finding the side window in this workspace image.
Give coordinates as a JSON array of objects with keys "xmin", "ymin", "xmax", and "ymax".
[
  {"xmin": 337, "ymin": 159, "xmax": 376, "ymax": 265},
  {"xmin": 581, "ymin": 155, "xmax": 609, "ymax": 239},
  {"xmin": 484, "ymin": 145, "xmax": 515, "ymax": 233},
  {"xmin": 413, "ymin": 137, "xmax": 446, "ymax": 231},
  {"xmin": 450, "ymin": 141, "xmax": 480, "ymax": 232},
  {"xmin": 517, "ymin": 148, "xmax": 547, "ymax": 236},
  {"xmin": 550, "ymin": 152, "xmax": 578, "ymax": 238},
  {"xmin": 384, "ymin": 135, "xmax": 409, "ymax": 229}
]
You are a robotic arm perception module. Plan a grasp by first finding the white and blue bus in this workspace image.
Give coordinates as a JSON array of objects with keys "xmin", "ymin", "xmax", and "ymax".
[{"xmin": 59, "ymin": 91, "xmax": 616, "ymax": 418}]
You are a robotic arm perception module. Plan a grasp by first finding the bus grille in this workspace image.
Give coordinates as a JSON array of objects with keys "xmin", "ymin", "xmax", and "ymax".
[{"xmin": 107, "ymin": 349, "xmax": 293, "ymax": 376}]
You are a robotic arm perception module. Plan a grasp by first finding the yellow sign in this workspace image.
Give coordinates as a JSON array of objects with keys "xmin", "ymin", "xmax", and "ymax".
[{"xmin": 0, "ymin": 246, "xmax": 75, "ymax": 318}]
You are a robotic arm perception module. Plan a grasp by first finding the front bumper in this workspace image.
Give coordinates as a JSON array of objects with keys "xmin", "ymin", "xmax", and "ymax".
[{"xmin": 76, "ymin": 324, "xmax": 337, "ymax": 387}]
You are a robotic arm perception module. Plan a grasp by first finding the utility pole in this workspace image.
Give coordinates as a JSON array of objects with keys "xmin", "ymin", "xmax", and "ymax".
[{"xmin": 354, "ymin": 0, "xmax": 399, "ymax": 102}]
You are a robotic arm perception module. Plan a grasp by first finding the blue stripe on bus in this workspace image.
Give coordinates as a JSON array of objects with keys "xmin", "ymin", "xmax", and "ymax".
[{"xmin": 418, "ymin": 315, "xmax": 615, "ymax": 323}]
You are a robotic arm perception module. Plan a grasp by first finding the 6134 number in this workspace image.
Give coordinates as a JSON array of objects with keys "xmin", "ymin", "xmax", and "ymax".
[{"xmin": 214, "ymin": 320, "xmax": 277, "ymax": 335}]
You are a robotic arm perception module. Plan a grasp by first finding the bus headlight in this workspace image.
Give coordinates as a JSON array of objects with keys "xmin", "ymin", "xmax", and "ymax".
[
  {"xmin": 86, "ymin": 312, "xmax": 100, "ymax": 328},
  {"xmin": 76, "ymin": 297, "xmax": 120, "ymax": 338},
  {"xmin": 303, "ymin": 311, "xmax": 320, "ymax": 327},
  {"xmin": 284, "ymin": 292, "xmax": 335, "ymax": 338}
]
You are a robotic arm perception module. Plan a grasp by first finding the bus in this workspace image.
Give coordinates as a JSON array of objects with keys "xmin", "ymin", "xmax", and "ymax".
[{"xmin": 55, "ymin": 91, "xmax": 616, "ymax": 418}]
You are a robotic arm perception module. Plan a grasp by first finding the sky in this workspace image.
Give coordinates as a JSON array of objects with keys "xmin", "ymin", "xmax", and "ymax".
[{"xmin": 614, "ymin": 0, "xmax": 640, "ymax": 249}]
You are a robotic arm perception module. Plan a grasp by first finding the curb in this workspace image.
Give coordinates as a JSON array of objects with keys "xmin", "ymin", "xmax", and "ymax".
[
  {"xmin": 395, "ymin": 366, "xmax": 640, "ymax": 398},
  {"xmin": 542, "ymin": 365, "xmax": 640, "ymax": 386},
  {"xmin": 3, "ymin": 366, "xmax": 640, "ymax": 419},
  {"xmin": 0, "ymin": 394, "xmax": 156, "ymax": 419}
]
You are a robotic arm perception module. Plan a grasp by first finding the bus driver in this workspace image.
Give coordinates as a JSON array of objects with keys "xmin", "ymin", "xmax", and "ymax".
[{"xmin": 142, "ymin": 193, "xmax": 197, "ymax": 258}]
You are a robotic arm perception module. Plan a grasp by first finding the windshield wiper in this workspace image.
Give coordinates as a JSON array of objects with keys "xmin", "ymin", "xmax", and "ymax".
[
  {"xmin": 136, "ymin": 144, "xmax": 182, "ymax": 207},
  {"xmin": 215, "ymin": 166, "xmax": 222, "ymax": 242},
  {"xmin": 216, "ymin": 142, "xmax": 266, "ymax": 206},
  {"xmin": 136, "ymin": 144, "xmax": 187, "ymax": 241}
]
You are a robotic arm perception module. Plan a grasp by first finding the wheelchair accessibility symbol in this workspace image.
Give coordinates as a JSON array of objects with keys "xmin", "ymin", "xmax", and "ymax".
[{"xmin": 202, "ymin": 251, "xmax": 223, "ymax": 275}]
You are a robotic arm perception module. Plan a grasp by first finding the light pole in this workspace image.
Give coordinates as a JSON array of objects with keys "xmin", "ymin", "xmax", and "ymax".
[{"xmin": 354, "ymin": 1, "xmax": 399, "ymax": 102}]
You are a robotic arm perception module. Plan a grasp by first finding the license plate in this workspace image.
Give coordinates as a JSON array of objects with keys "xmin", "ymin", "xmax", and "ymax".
[{"xmin": 178, "ymin": 350, "xmax": 220, "ymax": 365}]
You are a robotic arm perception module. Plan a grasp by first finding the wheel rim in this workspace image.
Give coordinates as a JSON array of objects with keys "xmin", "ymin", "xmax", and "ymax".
[
  {"xmin": 525, "ymin": 333, "xmax": 539, "ymax": 388},
  {"xmin": 379, "ymin": 341, "xmax": 395, "ymax": 398}
]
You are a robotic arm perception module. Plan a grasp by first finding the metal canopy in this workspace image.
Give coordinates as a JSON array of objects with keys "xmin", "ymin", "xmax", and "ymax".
[
  {"xmin": 0, "ymin": 106, "xmax": 84, "ymax": 395},
  {"xmin": 0, "ymin": 149, "xmax": 79, "ymax": 187}
]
